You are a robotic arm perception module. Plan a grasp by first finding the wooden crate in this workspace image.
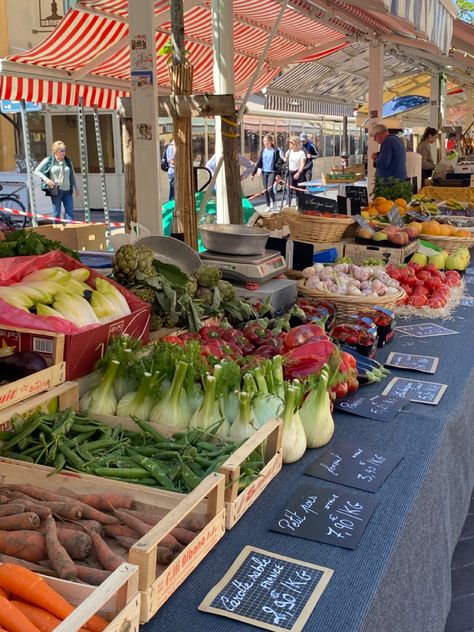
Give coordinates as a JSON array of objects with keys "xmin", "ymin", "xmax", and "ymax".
[
  {"xmin": 0, "ymin": 325, "xmax": 65, "ymax": 365},
  {"xmin": 0, "ymin": 380, "xmax": 79, "ymax": 429},
  {"xmin": 0, "ymin": 361, "xmax": 66, "ymax": 411},
  {"xmin": 47, "ymin": 564, "xmax": 140, "ymax": 632},
  {"xmin": 0, "ymin": 456, "xmax": 226, "ymax": 624},
  {"xmin": 219, "ymin": 418, "xmax": 282, "ymax": 529},
  {"xmin": 344, "ymin": 240, "xmax": 418, "ymax": 265}
]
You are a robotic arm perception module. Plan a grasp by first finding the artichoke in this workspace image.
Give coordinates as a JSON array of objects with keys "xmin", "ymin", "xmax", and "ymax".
[
  {"xmin": 185, "ymin": 275, "xmax": 198, "ymax": 296},
  {"xmin": 217, "ymin": 280, "xmax": 235, "ymax": 302},
  {"xmin": 150, "ymin": 313, "xmax": 164, "ymax": 331},
  {"xmin": 194, "ymin": 264, "xmax": 222, "ymax": 288},
  {"xmin": 112, "ymin": 244, "xmax": 139, "ymax": 281},
  {"xmin": 135, "ymin": 246, "xmax": 155, "ymax": 272},
  {"xmin": 131, "ymin": 286, "xmax": 156, "ymax": 304},
  {"xmin": 195, "ymin": 287, "xmax": 214, "ymax": 305}
]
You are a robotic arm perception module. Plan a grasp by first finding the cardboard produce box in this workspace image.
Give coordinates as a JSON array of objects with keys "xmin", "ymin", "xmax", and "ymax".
[
  {"xmin": 31, "ymin": 223, "xmax": 107, "ymax": 251},
  {"xmin": 0, "ymin": 251, "xmax": 150, "ymax": 380}
]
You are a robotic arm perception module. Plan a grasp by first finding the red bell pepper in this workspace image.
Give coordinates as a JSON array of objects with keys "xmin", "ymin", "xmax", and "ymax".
[
  {"xmin": 283, "ymin": 323, "xmax": 328, "ymax": 351},
  {"xmin": 161, "ymin": 335, "xmax": 184, "ymax": 346},
  {"xmin": 242, "ymin": 322, "xmax": 273, "ymax": 347},
  {"xmin": 199, "ymin": 325, "xmax": 226, "ymax": 340},
  {"xmin": 283, "ymin": 340, "xmax": 338, "ymax": 380},
  {"xmin": 179, "ymin": 331, "xmax": 200, "ymax": 342},
  {"xmin": 251, "ymin": 344, "xmax": 279, "ymax": 359}
]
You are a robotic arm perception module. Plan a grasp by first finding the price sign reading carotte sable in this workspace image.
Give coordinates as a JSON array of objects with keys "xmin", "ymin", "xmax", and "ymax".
[
  {"xmin": 199, "ymin": 546, "xmax": 333, "ymax": 632},
  {"xmin": 305, "ymin": 440, "xmax": 403, "ymax": 492},
  {"xmin": 271, "ymin": 483, "xmax": 378, "ymax": 550},
  {"xmin": 334, "ymin": 393, "xmax": 409, "ymax": 422},
  {"xmin": 395, "ymin": 323, "xmax": 458, "ymax": 338},
  {"xmin": 382, "ymin": 377, "xmax": 447, "ymax": 405},
  {"xmin": 385, "ymin": 352, "xmax": 439, "ymax": 374}
]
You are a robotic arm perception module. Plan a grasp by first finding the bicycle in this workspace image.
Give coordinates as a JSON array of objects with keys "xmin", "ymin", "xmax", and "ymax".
[{"xmin": 0, "ymin": 184, "xmax": 29, "ymax": 228}]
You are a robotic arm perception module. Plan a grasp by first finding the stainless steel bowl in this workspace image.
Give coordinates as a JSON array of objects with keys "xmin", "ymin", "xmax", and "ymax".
[{"xmin": 200, "ymin": 224, "xmax": 270, "ymax": 256}]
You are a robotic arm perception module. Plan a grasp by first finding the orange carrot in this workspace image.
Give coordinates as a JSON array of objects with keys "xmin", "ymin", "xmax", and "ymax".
[
  {"xmin": 113, "ymin": 508, "xmax": 151, "ymax": 537},
  {"xmin": 0, "ymin": 504, "xmax": 27, "ymax": 517},
  {"xmin": 1, "ymin": 485, "xmax": 70, "ymax": 503},
  {"xmin": 170, "ymin": 526, "xmax": 198, "ymax": 546},
  {"xmin": 5, "ymin": 498, "xmax": 51, "ymax": 521},
  {"xmin": 11, "ymin": 601, "xmax": 89, "ymax": 632},
  {"xmin": 75, "ymin": 565, "xmax": 111, "ymax": 586},
  {"xmin": 104, "ymin": 524, "xmax": 139, "ymax": 539},
  {"xmin": 0, "ymin": 595, "xmax": 41, "ymax": 632},
  {"xmin": 77, "ymin": 494, "xmax": 133, "ymax": 511},
  {"xmin": 86, "ymin": 530, "xmax": 124, "ymax": 572},
  {"xmin": 0, "ymin": 554, "xmax": 52, "ymax": 576},
  {"xmin": 44, "ymin": 515, "xmax": 77, "ymax": 581},
  {"xmin": 0, "ymin": 513, "xmax": 40, "ymax": 531},
  {"xmin": 0, "ymin": 587, "xmax": 7, "ymax": 597},
  {"xmin": 55, "ymin": 528, "xmax": 92, "ymax": 560},
  {"xmin": 0, "ymin": 530, "xmax": 47, "ymax": 562},
  {"xmin": 0, "ymin": 564, "xmax": 108, "ymax": 632},
  {"xmin": 46, "ymin": 502, "xmax": 83, "ymax": 521}
]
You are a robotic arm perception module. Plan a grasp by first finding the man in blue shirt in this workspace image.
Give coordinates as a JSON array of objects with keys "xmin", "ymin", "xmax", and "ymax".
[
  {"xmin": 371, "ymin": 124, "xmax": 407, "ymax": 180},
  {"xmin": 299, "ymin": 133, "xmax": 318, "ymax": 181}
]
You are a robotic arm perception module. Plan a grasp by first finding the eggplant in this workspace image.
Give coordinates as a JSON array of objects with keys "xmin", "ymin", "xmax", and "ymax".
[{"xmin": 0, "ymin": 352, "xmax": 48, "ymax": 382}]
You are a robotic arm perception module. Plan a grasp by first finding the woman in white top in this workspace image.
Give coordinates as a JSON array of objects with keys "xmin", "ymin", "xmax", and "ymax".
[
  {"xmin": 284, "ymin": 137, "xmax": 306, "ymax": 209},
  {"xmin": 35, "ymin": 140, "xmax": 78, "ymax": 222}
]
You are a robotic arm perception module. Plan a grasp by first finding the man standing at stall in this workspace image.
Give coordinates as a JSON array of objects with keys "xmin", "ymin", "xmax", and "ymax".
[
  {"xmin": 371, "ymin": 124, "xmax": 407, "ymax": 180},
  {"xmin": 299, "ymin": 133, "xmax": 318, "ymax": 182}
]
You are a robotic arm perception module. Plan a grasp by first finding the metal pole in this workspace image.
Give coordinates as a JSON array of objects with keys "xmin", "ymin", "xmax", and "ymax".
[
  {"xmin": 19, "ymin": 100, "xmax": 38, "ymax": 226},
  {"xmin": 77, "ymin": 97, "xmax": 91, "ymax": 223},
  {"xmin": 92, "ymin": 106, "xmax": 111, "ymax": 245}
]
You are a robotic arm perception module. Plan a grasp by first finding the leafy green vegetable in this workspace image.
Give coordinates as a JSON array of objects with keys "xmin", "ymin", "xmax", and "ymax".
[{"xmin": 0, "ymin": 229, "xmax": 79, "ymax": 259}]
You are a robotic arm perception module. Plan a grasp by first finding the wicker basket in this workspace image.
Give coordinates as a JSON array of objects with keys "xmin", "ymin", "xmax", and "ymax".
[
  {"xmin": 297, "ymin": 279, "xmax": 405, "ymax": 321},
  {"xmin": 420, "ymin": 234, "xmax": 474, "ymax": 253},
  {"xmin": 283, "ymin": 211, "xmax": 354, "ymax": 243}
]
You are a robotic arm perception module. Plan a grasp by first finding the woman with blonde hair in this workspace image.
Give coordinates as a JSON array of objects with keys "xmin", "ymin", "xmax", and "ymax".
[
  {"xmin": 284, "ymin": 136, "xmax": 306, "ymax": 209},
  {"xmin": 251, "ymin": 134, "xmax": 283, "ymax": 211},
  {"xmin": 35, "ymin": 141, "xmax": 79, "ymax": 222}
]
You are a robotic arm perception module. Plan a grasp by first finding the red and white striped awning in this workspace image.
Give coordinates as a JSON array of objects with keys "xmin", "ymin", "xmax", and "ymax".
[{"xmin": 0, "ymin": 0, "xmax": 353, "ymax": 108}]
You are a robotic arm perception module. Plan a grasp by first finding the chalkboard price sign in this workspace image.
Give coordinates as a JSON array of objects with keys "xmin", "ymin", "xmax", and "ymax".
[
  {"xmin": 334, "ymin": 393, "xmax": 409, "ymax": 422},
  {"xmin": 345, "ymin": 185, "xmax": 368, "ymax": 206},
  {"xmin": 382, "ymin": 377, "xmax": 447, "ymax": 405},
  {"xmin": 395, "ymin": 323, "xmax": 458, "ymax": 338},
  {"xmin": 459, "ymin": 296, "xmax": 474, "ymax": 307},
  {"xmin": 271, "ymin": 483, "xmax": 378, "ymax": 550},
  {"xmin": 301, "ymin": 194, "xmax": 337, "ymax": 213},
  {"xmin": 199, "ymin": 546, "xmax": 334, "ymax": 632},
  {"xmin": 385, "ymin": 352, "xmax": 439, "ymax": 374},
  {"xmin": 464, "ymin": 275, "xmax": 474, "ymax": 284},
  {"xmin": 305, "ymin": 440, "xmax": 403, "ymax": 492}
]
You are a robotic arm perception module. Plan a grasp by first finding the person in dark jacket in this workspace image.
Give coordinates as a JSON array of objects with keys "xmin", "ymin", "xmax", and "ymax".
[
  {"xmin": 251, "ymin": 134, "xmax": 283, "ymax": 211},
  {"xmin": 299, "ymin": 132, "xmax": 318, "ymax": 181},
  {"xmin": 371, "ymin": 124, "xmax": 407, "ymax": 180},
  {"xmin": 34, "ymin": 140, "xmax": 79, "ymax": 222}
]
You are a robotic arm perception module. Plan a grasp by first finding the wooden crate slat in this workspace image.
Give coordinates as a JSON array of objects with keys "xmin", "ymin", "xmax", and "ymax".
[{"xmin": 0, "ymin": 361, "xmax": 66, "ymax": 411}]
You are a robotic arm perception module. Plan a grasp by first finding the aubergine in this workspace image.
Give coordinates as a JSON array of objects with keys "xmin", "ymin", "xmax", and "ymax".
[{"xmin": 0, "ymin": 352, "xmax": 48, "ymax": 382}]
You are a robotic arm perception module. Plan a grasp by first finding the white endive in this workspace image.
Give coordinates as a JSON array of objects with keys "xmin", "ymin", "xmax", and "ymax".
[{"xmin": 281, "ymin": 386, "xmax": 307, "ymax": 464}]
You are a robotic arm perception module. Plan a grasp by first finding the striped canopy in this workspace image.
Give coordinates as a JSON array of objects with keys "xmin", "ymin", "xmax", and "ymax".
[{"xmin": 0, "ymin": 0, "xmax": 352, "ymax": 108}]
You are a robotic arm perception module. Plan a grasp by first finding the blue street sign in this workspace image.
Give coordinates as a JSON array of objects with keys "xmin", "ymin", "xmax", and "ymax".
[{"xmin": 0, "ymin": 100, "xmax": 42, "ymax": 113}]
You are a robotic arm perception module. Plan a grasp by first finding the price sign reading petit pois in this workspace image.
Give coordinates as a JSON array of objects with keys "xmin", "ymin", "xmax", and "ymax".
[
  {"xmin": 305, "ymin": 440, "xmax": 403, "ymax": 492},
  {"xmin": 382, "ymin": 377, "xmax": 447, "ymax": 405},
  {"xmin": 385, "ymin": 352, "xmax": 439, "ymax": 374},
  {"xmin": 199, "ymin": 546, "xmax": 333, "ymax": 632},
  {"xmin": 271, "ymin": 483, "xmax": 378, "ymax": 550}
]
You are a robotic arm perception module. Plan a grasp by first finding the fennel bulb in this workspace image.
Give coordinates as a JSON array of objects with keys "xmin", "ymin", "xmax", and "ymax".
[
  {"xmin": 116, "ymin": 372, "xmax": 155, "ymax": 420},
  {"xmin": 190, "ymin": 375, "xmax": 227, "ymax": 434},
  {"xmin": 80, "ymin": 359, "xmax": 120, "ymax": 415},
  {"xmin": 149, "ymin": 361, "xmax": 191, "ymax": 428},
  {"xmin": 220, "ymin": 390, "xmax": 239, "ymax": 425},
  {"xmin": 187, "ymin": 382, "xmax": 204, "ymax": 414},
  {"xmin": 251, "ymin": 367, "xmax": 284, "ymax": 428},
  {"xmin": 272, "ymin": 356, "xmax": 285, "ymax": 400},
  {"xmin": 113, "ymin": 349, "xmax": 137, "ymax": 399},
  {"xmin": 228, "ymin": 391, "xmax": 256, "ymax": 442},
  {"xmin": 281, "ymin": 386, "xmax": 307, "ymax": 464},
  {"xmin": 299, "ymin": 368, "xmax": 334, "ymax": 448}
]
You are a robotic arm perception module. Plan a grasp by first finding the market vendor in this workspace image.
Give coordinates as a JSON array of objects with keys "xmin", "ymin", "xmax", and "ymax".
[
  {"xmin": 371, "ymin": 124, "xmax": 407, "ymax": 181},
  {"xmin": 417, "ymin": 126, "xmax": 438, "ymax": 183}
]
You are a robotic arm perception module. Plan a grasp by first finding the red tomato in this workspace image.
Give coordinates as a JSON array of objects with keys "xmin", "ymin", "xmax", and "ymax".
[
  {"xmin": 346, "ymin": 376, "xmax": 359, "ymax": 393},
  {"xmin": 387, "ymin": 267, "xmax": 401, "ymax": 281},
  {"xmin": 427, "ymin": 297, "xmax": 445, "ymax": 308},
  {"xmin": 424, "ymin": 276, "xmax": 442, "ymax": 291},
  {"xmin": 413, "ymin": 285, "xmax": 430, "ymax": 296},
  {"xmin": 437, "ymin": 284, "xmax": 450, "ymax": 296},
  {"xmin": 445, "ymin": 270, "xmax": 461, "ymax": 281},
  {"xmin": 416, "ymin": 270, "xmax": 432, "ymax": 282},
  {"xmin": 430, "ymin": 293, "xmax": 447, "ymax": 306},
  {"xmin": 331, "ymin": 382, "xmax": 349, "ymax": 399},
  {"xmin": 408, "ymin": 294, "xmax": 427, "ymax": 307},
  {"xmin": 408, "ymin": 262, "xmax": 422, "ymax": 273},
  {"xmin": 400, "ymin": 284, "xmax": 413, "ymax": 296}
]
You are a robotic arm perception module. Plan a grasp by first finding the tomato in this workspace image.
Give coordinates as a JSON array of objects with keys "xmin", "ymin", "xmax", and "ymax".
[
  {"xmin": 161, "ymin": 335, "xmax": 184, "ymax": 346},
  {"xmin": 400, "ymin": 283, "xmax": 413, "ymax": 296},
  {"xmin": 430, "ymin": 292, "xmax": 447, "ymax": 306},
  {"xmin": 407, "ymin": 294, "xmax": 427, "ymax": 307},
  {"xmin": 413, "ymin": 284, "xmax": 430, "ymax": 296},
  {"xmin": 408, "ymin": 262, "xmax": 422, "ymax": 273},
  {"xmin": 445, "ymin": 270, "xmax": 461, "ymax": 281},
  {"xmin": 387, "ymin": 267, "xmax": 401, "ymax": 281},
  {"xmin": 346, "ymin": 376, "xmax": 359, "ymax": 393},
  {"xmin": 424, "ymin": 276, "xmax": 442, "ymax": 291},
  {"xmin": 331, "ymin": 381, "xmax": 349, "ymax": 399},
  {"xmin": 437, "ymin": 283, "xmax": 450, "ymax": 297},
  {"xmin": 341, "ymin": 350, "xmax": 357, "ymax": 369},
  {"xmin": 416, "ymin": 270, "xmax": 432, "ymax": 282},
  {"xmin": 427, "ymin": 297, "xmax": 445, "ymax": 308}
]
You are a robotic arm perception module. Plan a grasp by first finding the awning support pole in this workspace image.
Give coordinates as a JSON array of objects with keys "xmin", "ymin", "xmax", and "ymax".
[
  {"xmin": 439, "ymin": 74, "xmax": 447, "ymax": 159},
  {"xmin": 92, "ymin": 105, "xmax": 111, "ymax": 245},
  {"xmin": 367, "ymin": 41, "xmax": 384, "ymax": 198},
  {"xmin": 77, "ymin": 97, "xmax": 91, "ymax": 223},
  {"xmin": 19, "ymin": 100, "xmax": 38, "ymax": 227}
]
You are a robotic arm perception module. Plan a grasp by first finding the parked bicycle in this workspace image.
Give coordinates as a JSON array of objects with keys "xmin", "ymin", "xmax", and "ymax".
[{"xmin": 0, "ymin": 184, "xmax": 29, "ymax": 228}]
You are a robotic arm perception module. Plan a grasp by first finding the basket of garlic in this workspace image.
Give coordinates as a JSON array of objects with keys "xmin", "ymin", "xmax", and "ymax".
[{"xmin": 297, "ymin": 262, "xmax": 405, "ymax": 321}]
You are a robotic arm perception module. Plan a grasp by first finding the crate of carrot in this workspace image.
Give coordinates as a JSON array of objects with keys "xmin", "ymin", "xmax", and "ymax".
[
  {"xmin": 0, "ymin": 561, "xmax": 140, "ymax": 632},
  {"xmin": 0, "ymin": 458, "xmax": 226, "ymax": 623}
]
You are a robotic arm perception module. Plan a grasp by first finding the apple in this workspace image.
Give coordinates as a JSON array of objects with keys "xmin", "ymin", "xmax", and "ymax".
[
  {"xmin": 373, "ymin": 231, "xmax": 388, "ymax": 242},
  {"xmin": 357, "ymin": 228, "xmax": 375, "ymax": 240},
  {"xmin": 406, "ymin": 221, "xmax": 423, "ymax": 236},
  {"xmin": 410, "ymin": 253, "xmax": 428, "ymax": 266}
]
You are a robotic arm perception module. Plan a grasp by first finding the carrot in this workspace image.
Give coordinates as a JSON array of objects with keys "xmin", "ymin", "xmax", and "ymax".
[
  {"xmin": 86, "ymin": 530, "xmax": 124, "ymax": 572},
  {"xmin": 1, "ymin": 485, "xmax": 70, "ymax": 503},
  {"xmin": 5, "ymin": 498, "xmax": 52, "ymax": 521},
  {"xmin": 46, "ymin": 502, "xmax": 83, "ymax": 521},
  {"xmin": 75, "ymin": 502, "xmax": 119, "ymax": 525},
  {"xmin": 0, "ymin": 530, "xmax": 47, "ymax": 562},
  {"xmin": 55, "ymin": 527, "xmax": 92, "ymax": 560},
  {"xmin": 179, "ymin": 514, "xmax": 207, "ymax": 532},
  {"xmin": 11, "ymin": 601, "xmax": 89, "ymax": 632},
  {"xmin": 0, "ymin": 513, "xmax": 40, "ymax": 531},
  {"xmin": 111, "ymin": 535, "xmax": 174, "ymax": 565},
  {"xmin": 75, "ymin": 565, "xmax": 111, "ymax": 586},
  {"xmin": 112, "ymin": 508, "xmax": 151, "ymax": 537},
  {"xmin": 44, "ymin": 515, "xmax": 77, "ymax": 581},
  {"xmin": 0, "ymin": 564, "xmax": 108, "ymax": 632},
  {"xmin": 0, "ymin": 504, "xmax": 27, "ymax": 517},
  {"xmin": 104, "ymin": 524, "xmax": 139, "ymax": 539},
  {"xmin": 0, "ymin": 554, "xmax": 53, "ymax": 576},
  {"xmin": 111, "ymin": 534, "xmax": 137, "ymax": 550},
  {"xmin": 0, "ymin": 595, "xmax": 41, "ymax": 632},
  {"xmin": 170, "ymin": 526, "xmax": 198, "ymax": 546},
  {"xmin": 157, "ymin": 533, "xmax": 182, "ymax": 553},
  {"xmin": 121, "ymin": 508, "xmax": 157, "ymax": 525},
  {"xmin": 77, "ymin": 494, "xmax": 133, "ymax": 511},
  {"xmin": 0, "ymin": 587, "xmax": 7, "ymax": 597}
]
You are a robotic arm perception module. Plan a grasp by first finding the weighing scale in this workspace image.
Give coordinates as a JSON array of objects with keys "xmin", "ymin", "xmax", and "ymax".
[{"xmin": 200, "ymin": 249, "xmax": 297, "ymax": 311}]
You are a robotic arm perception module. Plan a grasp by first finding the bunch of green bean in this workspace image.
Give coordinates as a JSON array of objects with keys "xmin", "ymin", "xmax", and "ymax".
[{"xmin": 0, "ymin": 409, "xmax": 264, "ymax": 494}]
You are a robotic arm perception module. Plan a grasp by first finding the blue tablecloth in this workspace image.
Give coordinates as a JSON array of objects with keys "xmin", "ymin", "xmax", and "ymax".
[{"xmin": 142, "ymin": 306, "xmax": 474, "ymax": 632}]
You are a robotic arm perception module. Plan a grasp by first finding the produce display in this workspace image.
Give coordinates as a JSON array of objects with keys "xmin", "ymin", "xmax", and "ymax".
[
  {"xmin": 0, "ymin": 229, "xmax": 79, "ymax": 260},
  {"xmin": 300, "ymin": 262, "xmax": 403, "ymax": 298},
  {"xmin": 112, "ymin": 244, "xmax": 257, "ymax": 332},
  {"xmin": 0, "ymin": 563, "xmax": 109, "ymax": 630},
  {"xmin": 356, "ymin": 222, "xmax": 419, "ymax": 246},
  {"xmin": 385, "ymin": 262, "xmax": 462, "ymax": 309},
  {"xmin": 409, "ymin": 246, "xmax": 470, "ymax": 271},
  {"xmin": 0, "ymin": 266, "xmax": 131, "ymax": 327}
]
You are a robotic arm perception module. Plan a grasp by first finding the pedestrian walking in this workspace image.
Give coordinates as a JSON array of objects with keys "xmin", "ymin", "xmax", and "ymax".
[
  {"xmin": 165, "ymin": 139, "xmax": 175, "ymax": 201},
  {"xmin": 284, "ymin": 137, "xmax": 306, "ymax": 209},
  {"xmin": 250, "ymin": 134, "xmax": 283, "ymax": 211},
  {"xmin": 299, "ymin": 132, "xmax": 318, "ymax": 182}
]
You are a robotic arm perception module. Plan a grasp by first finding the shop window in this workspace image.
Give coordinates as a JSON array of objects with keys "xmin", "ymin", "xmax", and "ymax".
[
  {"xmin": 244, "ymin": 118, "xmax": 260, "ymax": 161},
  {"xmin": 192, "ymin": 119, "xmax": 206, "ymax": 166}
]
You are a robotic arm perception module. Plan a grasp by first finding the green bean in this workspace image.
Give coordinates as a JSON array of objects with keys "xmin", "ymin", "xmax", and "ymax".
[
  {"xmin": 84, "ymin": 437, "xmax": 116, "ymax": 453},
  {"xmin": 57, "ymin": 440, "xmax": 87, "ymax": 471},
  {"xmin": 179, "ymin": 458, "xmax": 202, "ymax": 491},
  {"xmin": 114, "ymin": 477, "xmax": 158, "ymax": 486},
  {"xmin": 4, "ymin": 451, "xmax": 34, "ymax": 463},
  {"xmin": 0, "ymin": 431, "xmax": 14, "ymax": 441},
  {"xmin": 0, "ymin": 415, "xmax": 44, "ymax": 455},
  {"xmin": 51, "ymin": 453, "xmax": 66, "ymax": 473},
  {"xmin": 94, "ymin": 467, "xmax": 152, "ymax": 479},
  {"xmin": 130, "ymin": 416, "xmax": 172, "ymax": 443},
  {"xmin": 128, "ymin": 452, "xmax": 176, "ymax": 490}
]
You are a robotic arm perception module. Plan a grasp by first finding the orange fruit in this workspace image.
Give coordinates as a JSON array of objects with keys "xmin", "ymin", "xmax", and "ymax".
[
  {"xmin": 406, "ymin": 221, "xmax": 422, "ymax": 236},
  {"xmin": 395, "ymin": 198, "xmax": 407, "ymax": 209},
  {"xmin": 449, "ymin": 225, "xmax": 459, "ymax": 236},
  {"xmin": 374, "ymin": 197, "xmax": 387, "ymax": 205},
  {"xmin": 456, "ymin": 229, "xmax": 471, "ymax": 238},
  {"xmin": 377, "ymin": 201, "xmax": 393, "ymax": 214},
  {"xmin": 420, "ymin": 220, "xmax": 441, "ymax": 236},
  {"xmin": 438, "ymin": 224, "xmax": 451, "ymax": 236}
]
